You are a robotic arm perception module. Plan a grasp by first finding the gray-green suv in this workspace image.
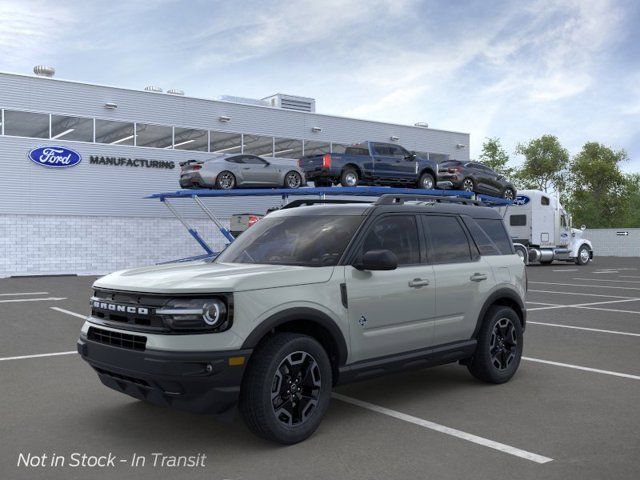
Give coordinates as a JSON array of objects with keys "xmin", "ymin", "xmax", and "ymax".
[{"xmin": 77, "ymin": 194, "xmax": 526, "ymax": 444}]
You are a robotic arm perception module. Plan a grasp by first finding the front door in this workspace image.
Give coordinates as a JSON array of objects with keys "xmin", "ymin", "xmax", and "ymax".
[
  {"xmin": 346, "ymin": 214, "xmax": 436, "ymax": 363},
  {"xmin": 372, "ymin": 143, "xmax": 416, "ymax": 183},
  {"xmin": 240, "ymin": 155, "xmax": 278, "ymax": 185}
]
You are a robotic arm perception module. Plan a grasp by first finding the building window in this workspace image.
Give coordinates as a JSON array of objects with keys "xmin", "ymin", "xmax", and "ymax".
[
  {"xmin": 273, "ymin": 137, "xmax": 303, "ymax": 159},
  {"xmin": 331, "ymin": 143, "xmax": 349, "ymax": 154},
  {"xmin": 4, "ymin": 110, "xmax": 49, "ymax": 138},
  {"xmin": 244, "ymin": 134, "xmax": 274, "ymax": 156},
  {"xmin": 95, "ymin": 119, "xmax": 135, "ymax": 145},
  {"xmin": 303, "ymin": 140, "xmax": 330, "ymax": 156},
  {"xmin": 210, "ymin": 131, "xmax": 243, "ymax": 154},
  {"xmin": 51, "ymin": 115, "xmax": 93, "ymax": 142},
  {"xmin": 135, "ymin": 123, "xmax": 173, "ymax": 149},
  {"xmin": 173, "ymin": 127, "xmax": 208, "ymax": 151}
]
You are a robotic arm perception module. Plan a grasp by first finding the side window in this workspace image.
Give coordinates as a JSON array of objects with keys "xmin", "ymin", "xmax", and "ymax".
[
  {"xmin": 560, "ymin": 215, "xmax": 567, "ymax": 228},
  {"xmin": 510, "ymin": 215, "xmax": 526, "ymax": 226},
  {"xmin": 360, "ymin": 216, "xmax": 420, "ymax": 265},
  {"xmin": 372, "ymin": 143, "xmax": 392, "ymax": 156},
  {"xmin": 387, "ymin": 145, "xmax": 406, "ymax": 158},
  {"xmin": 463, "ymin": 218, "xmax": 500, "ymax": 256},
  {"xmin": 475, "ymin": 218, "xmax": 513, "ymax": 255},
  {"xmin": 541, "ymin": 196, "xmax": 550, "ymax": 206},
  {"xmin": 243, "ymin": 155, "xmax": 267, "ymax": 165},
  {"xmin": 422, "ymin": 216, "xmax": 472, "ymax": 264},
  {"xmin": 226, "ymin": 156, "xmax": 244, "ymax": 164}
]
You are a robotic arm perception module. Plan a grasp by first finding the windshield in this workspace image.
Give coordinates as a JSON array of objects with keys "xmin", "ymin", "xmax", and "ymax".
[{"xmin": 216, "ymin": 215, "xmax": 363, "ymax": 267}]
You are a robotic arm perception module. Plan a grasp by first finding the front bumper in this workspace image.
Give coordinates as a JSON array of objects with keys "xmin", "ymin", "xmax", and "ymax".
[{"xmin": 77, "ymin": 336, "xmax": 251, "ymax": 415}]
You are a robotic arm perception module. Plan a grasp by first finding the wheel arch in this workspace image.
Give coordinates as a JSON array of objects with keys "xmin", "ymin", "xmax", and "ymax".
[
  {"xmin": 471, "ymin": 289, "xmax": 526, "ymax": 339},
  {"xmin": 342, "ymin": 163, "xmax": 362, "ymax": 178},
  {"xmin": 419, "ymin": 167, "xmax": 436, "ymax": 179},
  {"xmin": 241, "ymin": 307, "xmax": 349, "ymax": 384}
]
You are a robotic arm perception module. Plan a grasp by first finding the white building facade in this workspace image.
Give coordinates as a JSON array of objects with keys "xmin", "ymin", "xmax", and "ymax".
[{"xmin": 0, "ymin": 71, "xmax": 471, "ymax": 277}]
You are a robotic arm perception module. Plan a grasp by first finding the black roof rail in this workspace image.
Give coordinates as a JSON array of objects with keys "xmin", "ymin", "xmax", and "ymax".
[
  {"xmin": 280, "ymin": 198, "xmax": 372, "ymax": 210},
  {"xmin": 374, "ymin": 194, "xmax": 482, "ymax": 206}
]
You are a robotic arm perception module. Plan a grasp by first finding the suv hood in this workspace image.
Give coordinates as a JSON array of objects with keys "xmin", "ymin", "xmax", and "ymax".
[{"xmin": 94, "ymin": 261, "xmax": 334, "ymax": 294}]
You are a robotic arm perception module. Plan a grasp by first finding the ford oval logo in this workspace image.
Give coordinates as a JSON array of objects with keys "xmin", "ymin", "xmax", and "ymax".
[
  {"xmin": 28, "ymin": 146, "xmax": 82, "ymax": 168},
  {"xmin": 513, "ymin": 195, "xmax": 530, "ymax": 206}
]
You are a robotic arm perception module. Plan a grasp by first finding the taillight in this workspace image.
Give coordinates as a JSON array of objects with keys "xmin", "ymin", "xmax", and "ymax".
[
  {"xmin": 297, "ymin": 159, "xmax": 301, "ymax": 167},
  {"xmin": 448, "ymin": 166, "xmax": 461, "ymax": 173},
  {"xmin": 322, "ymin": 154, "xmax": 331, "ymax": 168},
  {"xmin": 192, "ymin": 164, "xmax": 202, "ymax": 170},
  {"xmin": 248, "ymin": 215, "xmax": 259, "ymax": 228}
]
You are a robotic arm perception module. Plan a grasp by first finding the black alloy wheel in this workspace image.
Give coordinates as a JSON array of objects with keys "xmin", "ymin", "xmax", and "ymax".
[
  {"xmin": 489, "ymin": 318, "xmax": 518, "ymax": 371},
  {"xmin": 284, "ymin": 171, "xmax": 303, "ymax": 189},
  {"xmin": 271, "ymin": 351, "xmax": 321, "ymax": 426}
]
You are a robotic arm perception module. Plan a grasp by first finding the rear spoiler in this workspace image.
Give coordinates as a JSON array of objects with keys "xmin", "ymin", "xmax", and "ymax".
[{"xmin": 179, "ymin": 159, "xmax": 203, "ymax": 167}]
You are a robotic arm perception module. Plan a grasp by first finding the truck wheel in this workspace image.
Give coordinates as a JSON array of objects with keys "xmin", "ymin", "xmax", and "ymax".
[
  {"xmin": 575, "ymin": 245, "xmax": 591, "ymax": 265},
  {"xmin": 216, "ymin": 171, "xmax": 236, "ymax": 190},
  {"xmin": 239, "ymin": 333, "xmax": 332, "ymax": 444},
  {"xmin": 467, "ymin": 306, "xmax": 523, "ymax": 384},
  {"xmin": 462, "ymin": 178, "xmax": 475, "ymax": 192},
  {"xmin": 418, "ymin": 172, "xmax": 435, "ymax": 189},
  {"xmin": 340, "ymin": 169, "xmax": 359, "ymax": 187}
]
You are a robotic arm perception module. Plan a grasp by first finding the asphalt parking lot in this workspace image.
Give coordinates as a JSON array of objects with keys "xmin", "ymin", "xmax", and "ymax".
[{"xmin": 1, "ymin": 257, "xmax": 639, "ymax": 480}]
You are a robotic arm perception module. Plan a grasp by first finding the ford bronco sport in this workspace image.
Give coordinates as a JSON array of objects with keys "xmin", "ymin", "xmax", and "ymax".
[{"xmin": 77, "ymin": 194, "xmax": 526, "ymax": 444}]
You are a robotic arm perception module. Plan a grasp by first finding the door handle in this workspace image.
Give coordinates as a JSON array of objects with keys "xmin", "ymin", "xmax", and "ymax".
[
  {"xmin": 409, "ymin": 278, "xmax": 430, "ymax": 288},
  {"xmin": 470, "ymin": 273, "xmax": 488, "ymax": 282}
]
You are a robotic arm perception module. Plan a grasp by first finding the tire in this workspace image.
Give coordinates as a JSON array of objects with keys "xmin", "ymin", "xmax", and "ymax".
[
  {"xmin": 284, "ymin": 171, "xmax": 303, "ymax": 189},
  {"xmin": 503, "ymin": 187, "xmax": 515, "ymax": 200},
  {"xmin": 340, "ymin": 168, "xmax": 359, "ymax": 187},
  {"xmin": 467, "ymin": 306, "xmax": 523, "ymax": 384},
  {"xmin": 215, "ymin": 171, "xmax": 236, "ymax": 190},
  {"xmin": 462, "ymin": 178, "xmax": 475, "ymax": 192},
  {"xmin": 575, "ymin": 245, "xmax": 591, "ymax": 265},
  {"xmin": 418, "ymin": 172, "xmax": 435, "ymax": 189},
  {"xmin": 239, "ymin": 333, "xmax": 332, "ymax": 444}
]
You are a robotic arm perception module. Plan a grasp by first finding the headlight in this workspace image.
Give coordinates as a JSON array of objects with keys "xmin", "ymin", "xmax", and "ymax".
[{"xmin": 156, "ymin": 297, "xmax": 231, "ymax": 332}]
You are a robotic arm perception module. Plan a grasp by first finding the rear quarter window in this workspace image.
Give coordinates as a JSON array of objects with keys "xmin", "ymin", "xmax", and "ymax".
[{"xmin": 474, "ymin": 218, "xmax": 514, "ymax": 255}]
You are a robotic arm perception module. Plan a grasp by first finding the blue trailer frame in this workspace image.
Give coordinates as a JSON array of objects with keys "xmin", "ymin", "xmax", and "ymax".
[{"xmin": 147, "ymin": 187, "xmax": 511, "ymax": 260}]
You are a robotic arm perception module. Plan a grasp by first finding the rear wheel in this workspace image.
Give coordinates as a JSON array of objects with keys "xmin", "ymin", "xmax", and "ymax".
[
  {"xmin": 503, "ymin": 187, "xmax": 515, "ymax": 200},
  {"xmin": 239, "ymin": 333, "xmax": 332, "ymax": 444},
  {"xmin": 467, "ymin": 306, "xmax": 523, "ymax": 384},
  {"xmin": 575, "ymin": 245, "xmax": 591, "ymax": 265},
  {"xmin": 462, "ymin": 178, "xmax": 475, "ymax": 192},
  {"xmin": 284, "ymin": 171, "xmax": 303, "ymax": 189},
  {"xmin": 340, "ymin": 168, "xmax": 359, "ymax": 187},
  {"xmin": 216, "ymin": 171, "xmax": 236, "ymax": 190},
  {"xmin": 418, "ymin": 172, "xmax": 435, "ymax": 189}
]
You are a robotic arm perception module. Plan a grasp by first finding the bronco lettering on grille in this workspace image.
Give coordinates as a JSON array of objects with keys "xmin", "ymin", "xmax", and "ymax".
[{"xmin": 92, "ymin": 301, "xmax": 149, "ymax": 315}]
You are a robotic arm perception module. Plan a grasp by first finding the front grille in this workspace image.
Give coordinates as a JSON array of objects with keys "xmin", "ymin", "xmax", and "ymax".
[
  {"xmin": 88, "ymin": 326, "xmax": 147, "ymax": 351},
  {"xmin": 91, "ymin": 289, "xmax": 169, "ymax": 332}
]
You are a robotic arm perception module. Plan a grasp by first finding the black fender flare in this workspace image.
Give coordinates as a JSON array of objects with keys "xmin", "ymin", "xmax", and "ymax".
[
  {"xmin": 471, "ymin": 288, "xmax": 526, "ymax": 339},
  {"xmin": 241, "ymin": 307, "xmax": 349, "ymax": 366}
]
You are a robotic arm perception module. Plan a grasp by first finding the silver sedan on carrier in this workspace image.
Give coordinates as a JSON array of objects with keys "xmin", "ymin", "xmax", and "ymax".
[{"xmin": 179, "ymin": 154, "xmax": 307, "ymax": 190}]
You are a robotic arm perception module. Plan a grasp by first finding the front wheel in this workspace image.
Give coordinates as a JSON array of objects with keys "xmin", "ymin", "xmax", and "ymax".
[
  {"xmin": 467, "ymin": 306, "xmax": 523, "ymax": 384},
  {"xmin": 462, "ymin": 177, "xmax": 475, "ymax": 192},
  {"xmin": 239, "ymin": 333, "xmax": 332, "ymax": 444},
  {"xmin": 284, "ymin": 171, "xmax": 303, "ymax": 189},
  {"xmin": 503, "ymin": 187, "xmax": 515, "ymax": 200},
  {"xmin": 575, "ymin": 245, "xmax": 591, "ymax": 265},
  {"xmin": 418, "ymin": 172, "xmax": 435, "ymax": 189}
]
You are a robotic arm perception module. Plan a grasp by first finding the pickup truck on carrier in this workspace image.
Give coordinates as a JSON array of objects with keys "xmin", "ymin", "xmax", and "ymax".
[{"xmin": 298, "ymin": 141, "xmax": 445, "ymax": 189}]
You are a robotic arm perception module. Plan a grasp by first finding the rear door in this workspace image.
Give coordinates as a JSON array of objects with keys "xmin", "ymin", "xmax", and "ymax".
[
  {"xmin": 422, "ymin": 215, "xmax": 493, "ymax": 345},
  {"xmin": 345, "ymin": 214, "xmax": 436, "ymax": 362}
]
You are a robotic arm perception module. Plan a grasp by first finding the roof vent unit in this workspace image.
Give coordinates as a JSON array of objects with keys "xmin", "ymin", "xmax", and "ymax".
[
  {"xmin": 262, "ymin": 94, "xmax": 316, "ymax": 113},
  {"xmin": 167, "ymin": 89, "xmax": 185, "ymax": 96},
  {"xmin": 217, "ymin": 95, "xmax": 270, "ymax": 107},
  {"xmin": 33, "ymin": 65, "xmax": 55, "ymax": 77},
  {"xmin": 414, "ymin": 122, "xmax": 429, "ymax": 128},
  {"xmin": 144, "ymin": 85, "xmax": 163, "ymax": 93}
]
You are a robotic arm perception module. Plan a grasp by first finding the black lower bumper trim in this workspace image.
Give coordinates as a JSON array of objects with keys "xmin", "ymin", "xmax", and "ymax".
[{"xmin": 77, "ymin": 337, "xmax": 251, "ymax": 415}]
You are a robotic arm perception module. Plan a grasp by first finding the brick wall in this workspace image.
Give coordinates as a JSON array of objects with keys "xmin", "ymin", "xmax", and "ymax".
[
  {"xmin": 0, "ymin": 214, "xmax": 230, "ymax": 277},
  {"xmin": 583, "ymin": 228, "xmax": 640, "ymax": 257}
]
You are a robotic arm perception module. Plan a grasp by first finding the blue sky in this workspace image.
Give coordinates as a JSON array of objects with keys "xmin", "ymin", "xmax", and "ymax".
[{"xmin": 1, "ymin": 0, "xmax": 639, "ymax": 170}]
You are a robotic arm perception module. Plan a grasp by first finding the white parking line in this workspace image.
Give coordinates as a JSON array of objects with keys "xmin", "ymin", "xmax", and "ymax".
[
  {"xmin": 529, "ymin": 281, "xmax": 640, "ymax": 291},
  {"xmin": 51, "ymin": 307, "xmax": 87, "ymax": 319},
  {"xmin": 574, "ymin": 305, "xmax": 640, "ymax": 315},
  {"xmin": 529, "ymin": 290, "xmax": 636, "ymax": 299},
  {"xmin": 0, "ymin": 297, "xmax": 67, "ymax": 304},
  {"xmin": 526, "ymin": 301, "xmax": 559, "ymax": 306},
  {"xmin": 572, "ymin": 277, "xmax": 640, "ymax": 284},
  {"xmin": 620, "ymin": 275, "xmax": 640, "ymax": 279},
  {"xmin": 552, "ymin": 269, "xmax": 578, "ymax": 272},
  {"xmin": 0, "ymin": 291, "xmax": 49, "ymax": 296},
  {"xmin": 523, "ymin": 357, "xmax": 640, "ymax": 381},
  {"xmin": 527, "ymin": 297, "xmax": 640, "ymax": 312},
  {"xmin": 527, "ymin": 321, "xmax": 640, "ymax": 337},
  {"xmin": 0, "ymin": 351, "xmax": 76, "ymax": 362},
  {"xmin": 332, "ymin": 393, "xmax": 553, "ymax": 464}
]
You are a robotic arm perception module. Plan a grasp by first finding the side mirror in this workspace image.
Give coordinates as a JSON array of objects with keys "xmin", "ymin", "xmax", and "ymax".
[
  {"xmin": 354, "ymin": 249, "xmax": 398, "ymax": 271},
  {"xmin": 404, "ymin": 153, "xmax": 416, "ymax": 161}
]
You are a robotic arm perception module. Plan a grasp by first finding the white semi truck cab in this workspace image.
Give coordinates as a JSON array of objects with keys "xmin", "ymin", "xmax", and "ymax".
[{"xmin": 499, "ymin": 189, "xmax": 593, "ymax": 265}]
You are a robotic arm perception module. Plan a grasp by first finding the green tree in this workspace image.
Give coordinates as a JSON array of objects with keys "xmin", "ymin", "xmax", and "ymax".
[
  {"xmin": 566, "ymin": 142, "xmax": 629, "ymax": 228},
  {"xmin": 515, "ymin": 135, "xmax": 569, "ymax": 192},
  {"xmin": 478, "ymin": 137, "xmax": 514, "ymax": 177}
]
